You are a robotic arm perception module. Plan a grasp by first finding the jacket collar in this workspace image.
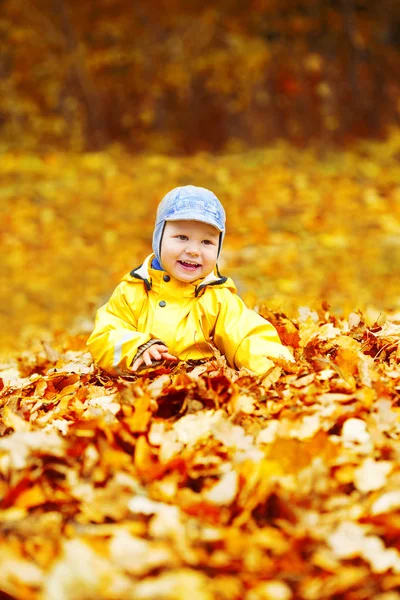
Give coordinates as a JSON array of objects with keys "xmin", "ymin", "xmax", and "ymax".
[
  {"xmin": 194, "ymin": 265, "xmax": 228, "ymax": 296},
  {"xmin": 129, "ymin": 254, "xmax": 227, "ymax": 296},
  {"xmin": 130, "ymin": 255, "xmax": 153, "ymax": 290}
]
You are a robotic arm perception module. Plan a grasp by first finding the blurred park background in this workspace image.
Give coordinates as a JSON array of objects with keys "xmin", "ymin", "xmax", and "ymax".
[{"xmin": 1, "ymin": 0, "xmax": 400, "ymax": 354}]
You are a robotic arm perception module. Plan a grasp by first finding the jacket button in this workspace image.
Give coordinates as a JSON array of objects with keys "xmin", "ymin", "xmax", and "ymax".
[
  {"xmin": 159, "ymin": 300, "xmax": 166, "ymax": 307},
  {"xmin": 163, "ymin": 274, "xmax": 170, "ymax": 282}
]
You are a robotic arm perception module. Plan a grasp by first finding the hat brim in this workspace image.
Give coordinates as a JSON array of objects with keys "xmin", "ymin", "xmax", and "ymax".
[{"xmin": 165, "ymin": 213, "xmax": 224, "ymax": 233}]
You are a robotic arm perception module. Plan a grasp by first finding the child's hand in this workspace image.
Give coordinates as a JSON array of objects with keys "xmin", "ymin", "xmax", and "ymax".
[{"xmin": 131, "ymin": 344, "xmax": 177, "ymax": 372}]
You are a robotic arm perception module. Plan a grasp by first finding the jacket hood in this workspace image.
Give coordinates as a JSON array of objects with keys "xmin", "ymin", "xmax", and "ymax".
[{"xmin": 124, "ymin": 254, "xmax": 235, "ymax": 297}]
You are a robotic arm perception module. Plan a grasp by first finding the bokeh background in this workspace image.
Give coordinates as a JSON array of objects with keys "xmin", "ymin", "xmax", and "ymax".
[{"xmin": 1, "ymin": 0, "xmax": 400, "ymax": 354}]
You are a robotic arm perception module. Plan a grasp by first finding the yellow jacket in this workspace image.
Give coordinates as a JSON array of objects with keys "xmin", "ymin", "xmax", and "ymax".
[{"xmin": 87, "ymin": 254, "xmax": 293, "ymax": 376}]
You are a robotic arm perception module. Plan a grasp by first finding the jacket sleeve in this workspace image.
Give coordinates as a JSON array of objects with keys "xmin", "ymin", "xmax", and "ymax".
[
  {"xmin": 212, "ymin": 289, "xmax": 294, "ymax": 376},
  {"xmin": 87, "ymin": 282, "xmax": 154, "ymax": 375}
]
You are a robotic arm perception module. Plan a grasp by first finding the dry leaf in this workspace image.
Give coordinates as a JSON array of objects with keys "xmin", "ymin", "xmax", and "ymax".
[{"xmin": 353, "ymin": 458, "xmax": 393, "ymax": 493}]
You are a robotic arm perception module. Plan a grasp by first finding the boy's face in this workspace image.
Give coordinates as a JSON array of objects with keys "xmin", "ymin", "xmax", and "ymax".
[{"xmin": 160, "ymin": 220, "xmax": 220, "ymax": 283}]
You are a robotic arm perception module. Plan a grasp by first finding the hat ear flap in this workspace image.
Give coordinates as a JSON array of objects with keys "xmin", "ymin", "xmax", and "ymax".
[
  {"xmin": 158, "ymin": 222, "xmax": 166, "ymax": 259},
  {"xmin": 217, "ymin": 232, "xmax": 223, "ymax": 258},
  {"xmin": 152, "ymin": 220, "xmax": 167, "ymax": 267}
]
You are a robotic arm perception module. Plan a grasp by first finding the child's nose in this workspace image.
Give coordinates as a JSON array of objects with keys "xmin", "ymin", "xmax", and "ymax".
[{"xmin": 185, "ymin": 244, "xmax": 200, "ymax": 256}]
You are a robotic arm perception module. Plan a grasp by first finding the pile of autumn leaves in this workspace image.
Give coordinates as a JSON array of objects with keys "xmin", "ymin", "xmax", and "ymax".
[{"xmin": 1, "ymin": 308, "xmax": 400, "ymax": 600}]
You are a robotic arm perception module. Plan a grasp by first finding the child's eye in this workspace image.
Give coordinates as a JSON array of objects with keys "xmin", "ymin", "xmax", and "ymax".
[
  {"xmin": 202, "ymin": 239, "xmax": 214, "ymax": 245},
  {"xmin": 176, "ymin": 235, "xmax": 188, "ymax": 241}
]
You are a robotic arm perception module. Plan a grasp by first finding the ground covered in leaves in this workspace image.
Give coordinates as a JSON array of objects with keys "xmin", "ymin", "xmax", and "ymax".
[
  {"xmin": 1, "ymin": 308, "xmax": 400, "ymax": 600},
  {"xmin": 2, "ymin": 131, "xmax": 400, "ymax": 598}
]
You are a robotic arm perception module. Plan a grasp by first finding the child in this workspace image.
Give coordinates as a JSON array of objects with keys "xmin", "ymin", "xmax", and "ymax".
[{"xmin": 87, "ymin": 185, "xmax": 294, "ymax": 376}]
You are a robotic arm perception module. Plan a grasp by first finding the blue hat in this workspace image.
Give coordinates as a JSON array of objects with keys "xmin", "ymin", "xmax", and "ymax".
[{"xmin": 152, "ymin": 185, "xmax": 226, "ymax": 267}]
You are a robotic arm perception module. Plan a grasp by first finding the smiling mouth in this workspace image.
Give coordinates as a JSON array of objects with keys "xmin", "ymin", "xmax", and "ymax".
[{"xmin": 178, "ymin": 260, "xmax": 201, "ymax": 270}]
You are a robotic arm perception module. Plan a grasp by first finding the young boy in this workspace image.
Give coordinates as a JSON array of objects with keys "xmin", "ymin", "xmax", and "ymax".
[{"xmin": 87, "ymin": 185, "xmax": 294, "ymax": 376}]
